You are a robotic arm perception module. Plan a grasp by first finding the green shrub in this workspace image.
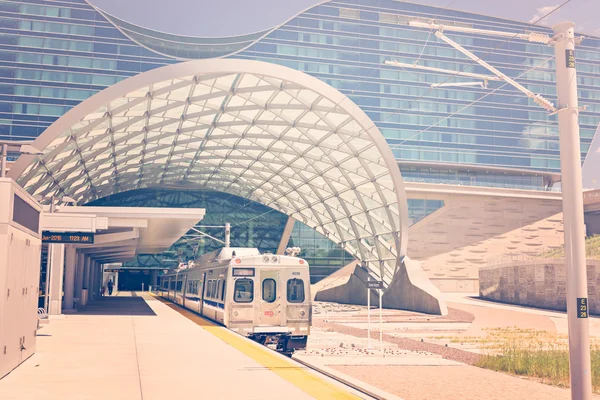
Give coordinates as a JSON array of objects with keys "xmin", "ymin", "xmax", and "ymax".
[{"xmin": 476, "ymin": 327, "xmax": 600, "ymax": 391}]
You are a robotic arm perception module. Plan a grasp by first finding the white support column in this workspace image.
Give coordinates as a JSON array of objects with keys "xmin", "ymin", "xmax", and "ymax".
[
  {"xmin": 82, "ymin": 256, "xmax": 91, "ymax": 306},
  {"xmin": 90, "ymin": 261, "xmax": 97, "ymax": 301},
  {"xmin": 74, "ymin": 251, "xmax": 85, "ymax": 308},
  {"xmin": 553, "ymin": 21, "xmax": 592, "ymax": 400},
  {"xmin": 62, "ymin": 245, "xmax": 77, "ymax": 312},
  {"xmin": 96, "ymin": 263, "xmax": 102, "ymax": 298},
  {"xmin": 48, "ymin": 243, "xmax": 65, "ymax": 315}
]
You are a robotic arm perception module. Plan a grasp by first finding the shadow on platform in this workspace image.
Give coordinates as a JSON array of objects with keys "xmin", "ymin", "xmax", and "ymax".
[{"xmin": 77, "ymin": 293, "xmax": 156, "ymax": 316}]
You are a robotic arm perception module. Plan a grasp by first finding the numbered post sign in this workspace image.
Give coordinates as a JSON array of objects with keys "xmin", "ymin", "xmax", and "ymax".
[
  {"xmin": 566, "ymin": 49, "xmax": 575, "ymax": 69},
  {"xmin": 578, "ymin": 298, "xmax": 588, "ymax": 318}
]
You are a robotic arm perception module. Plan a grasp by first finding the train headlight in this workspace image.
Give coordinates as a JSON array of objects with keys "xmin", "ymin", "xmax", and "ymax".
[
  {"xmin": 233, "ymin": 311, "xmax": 239, "ymax": 317},
  {"xmin": 299, "ymin": 310, "xmax": 306, "ymax": 317},
  {"xmin": 262, "ymin": 256, "xmax": 270, "ymax": 263},
  {"xmin": 271, "ymin": 256, "xmax": 278, "ymax": 263}
]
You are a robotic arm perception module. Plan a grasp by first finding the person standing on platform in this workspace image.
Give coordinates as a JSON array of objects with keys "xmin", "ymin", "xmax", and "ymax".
[{"xmin": 107, "ymin": 279, "xmax": 114, "ymax": 296}]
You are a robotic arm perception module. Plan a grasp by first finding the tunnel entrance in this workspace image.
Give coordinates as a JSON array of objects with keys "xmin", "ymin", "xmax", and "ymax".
[{"xmin": 116, "ymin": 270, "xmax": 152, "ymax": 291}]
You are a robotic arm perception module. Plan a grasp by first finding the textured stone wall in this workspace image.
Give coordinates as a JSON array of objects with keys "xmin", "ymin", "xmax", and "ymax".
[
  {"xmin": 407, "ymin": 186, "xmax": 565, "ymax": 292},
  {"xmin": 479, "ymin": 259, "xmax": 600, "ymax": 314}
]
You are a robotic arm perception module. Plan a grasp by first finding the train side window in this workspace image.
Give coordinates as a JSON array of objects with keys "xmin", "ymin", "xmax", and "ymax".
[
  {"xmin": 287, "ymin": 279, "xmax": 305, "ymax": 303},
  {"xmin": 216, "ymin": 280, "xmax": 221, "ymax": 300},
  {"xmin": 262, "ymin": 279, "xmax": 276, "ymax": 303},
  {"xmin": 206, "ymin": 280, "xmax": 213, "ymax": 298},
  {"xmin": 170, "ymin": 281, "xmax": 175, "ymax": 290},
  {"xmin": 234, "ymin": 279, "xmax": 253, "ymax": 303},
  {"xmin": 176, "ymin": 281, "xmax": 182, "ymax": 292},
  {"xmin": 221, "ymin": 280, "xmax": 226, "ymax": 301}
]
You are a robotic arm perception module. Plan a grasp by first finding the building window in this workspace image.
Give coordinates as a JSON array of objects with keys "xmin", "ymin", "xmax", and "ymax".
[{"xmin": 339, "ymin": 8, "xmax": 360, "ymax": 20}]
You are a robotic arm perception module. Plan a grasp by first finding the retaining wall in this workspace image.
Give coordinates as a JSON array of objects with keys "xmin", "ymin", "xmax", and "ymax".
[{"xmin": 479, "ymin": 259, "xmax": 600, "ymax": 314}]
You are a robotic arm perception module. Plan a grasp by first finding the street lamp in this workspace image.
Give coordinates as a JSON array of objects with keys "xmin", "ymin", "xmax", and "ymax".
[{"xmin": 0, "ymin": 141, "xmax": 43, "ymax": 178}]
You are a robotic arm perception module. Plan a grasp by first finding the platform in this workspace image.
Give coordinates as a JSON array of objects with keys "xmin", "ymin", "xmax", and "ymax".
[{"xmin": 0, "ymin": 292, "xmax": 369, "ymax": 400}]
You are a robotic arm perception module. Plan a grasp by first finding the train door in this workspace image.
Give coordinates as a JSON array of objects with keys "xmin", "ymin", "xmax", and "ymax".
[
  {"xmin": 199, "ymin": 272, "xmax": 206, "ymax": 315},
  {"xmin": 258, "ymin": 269, "xmax": 281, "ymax": 326},
  {"xmin": 182, "ymin": 274, "xmax": 188, "ymax": 308}
]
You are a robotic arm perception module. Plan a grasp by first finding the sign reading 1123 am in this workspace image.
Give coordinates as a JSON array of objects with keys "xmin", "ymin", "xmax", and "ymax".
[{"xmin": 42, "ymin": 231, "xmax": 94, "ymax": 244}]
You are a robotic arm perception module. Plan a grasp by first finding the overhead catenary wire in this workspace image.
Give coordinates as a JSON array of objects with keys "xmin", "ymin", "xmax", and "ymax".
[
  {"xmin": 414, "ymin": 30, "xmax": 433, "ymax": 66},
  {"xmin": 388, "ymin": 54, "xmax": 557, "ymax": 150},
  {"xmin": 372, "ymin": 0, "xmax": 572, "ymax": 141},
  {"xmin": 181, "ymin": 1, "xmax": 573, "ymax": 246}
]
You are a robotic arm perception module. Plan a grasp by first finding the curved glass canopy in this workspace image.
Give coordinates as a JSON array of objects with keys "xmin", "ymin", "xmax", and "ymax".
[{"xmin": 10, "ymin": 59, "xmax": 409, "ymax": 287}]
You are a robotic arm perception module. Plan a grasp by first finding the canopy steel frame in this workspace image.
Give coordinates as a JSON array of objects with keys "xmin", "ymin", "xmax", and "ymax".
[{"xmin": 9, "ymin": 59, "xmax": 411, "ymax": 289}]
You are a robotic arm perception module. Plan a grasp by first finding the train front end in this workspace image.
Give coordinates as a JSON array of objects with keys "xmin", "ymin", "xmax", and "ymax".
[{"xmin": 227, "ymin": 254, "xmax": 311, "ymax": 355}]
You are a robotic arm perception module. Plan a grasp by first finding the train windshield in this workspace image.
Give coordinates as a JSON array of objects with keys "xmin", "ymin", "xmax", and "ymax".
[
  {"xmin": 287, "ymin": 279, "xmax": 305, "ymax": 303},
  {"xmin": 234, "ymin": 278, "xmax": 254, "ymax": 303}
]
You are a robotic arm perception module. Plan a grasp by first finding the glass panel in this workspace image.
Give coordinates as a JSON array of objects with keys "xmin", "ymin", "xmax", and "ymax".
[
  {"xmin": 287, "ymin": 279, "xmax": 305, "ymax": 303},
  {"xmin": 234, "ymin": 279, "xmax": 253, "ymax": 303},
  {"xmin": 262, "ymin": 279, "xmax": 276, "ymax": 303}
]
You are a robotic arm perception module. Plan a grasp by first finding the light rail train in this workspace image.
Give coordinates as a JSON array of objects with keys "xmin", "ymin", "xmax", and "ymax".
[{"xmin": 159, "ymin": 247, "xmax": 311, "ymax": 355}]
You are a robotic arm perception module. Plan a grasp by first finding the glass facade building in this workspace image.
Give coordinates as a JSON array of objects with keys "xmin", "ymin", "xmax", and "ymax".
[{"xmin": 1, "ymin": 0, "xmax": 599, "ymax": 274}]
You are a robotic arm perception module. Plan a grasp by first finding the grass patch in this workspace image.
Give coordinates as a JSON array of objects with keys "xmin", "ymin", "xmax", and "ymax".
[
  {"xmin": 539, "ymin": 234, "xmax": 600, "ymax": 259},
  {"xmin": 476, "ymin": 327, "xmax": 600, "ymax": 391}
]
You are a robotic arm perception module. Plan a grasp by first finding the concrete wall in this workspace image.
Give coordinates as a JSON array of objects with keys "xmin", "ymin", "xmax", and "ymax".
[
  {"xmin": 314, "ymin": 258, "xmax": 448, "ymax": 316},
  {"xmin": 406, "ymin": 185, "xmax": 565, "ymax": 292},
  {"xmin": 479, "ymin": 259, "xmax": 600, "ymax": 314}
]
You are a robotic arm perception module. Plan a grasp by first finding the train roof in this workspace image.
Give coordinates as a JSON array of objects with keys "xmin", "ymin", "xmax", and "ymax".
[{"xmin": 195, "ymin": 247, "xmax": 261, "ymax": 265}]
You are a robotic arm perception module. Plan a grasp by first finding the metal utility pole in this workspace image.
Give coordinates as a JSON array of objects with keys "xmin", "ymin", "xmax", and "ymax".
[
  {"xmin": 389, "ymin": 19, "xmax": 591, "ymax": 398},
  {"xmin": 367, "ymin": 280, "xmax": 371, "ymax": 348},
  {"xmin": 225, "ymin": 222, "xmax": 231, "ymax": 248},
  {"xmin": 553, "ymin": 21, "xmax": 592, "ymax": 400}
]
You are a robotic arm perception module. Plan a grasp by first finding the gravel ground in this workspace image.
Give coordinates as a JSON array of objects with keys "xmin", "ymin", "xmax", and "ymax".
[
  {"xmin": 313, "ymin": 319, "xmax": 481, "ymax": 365},
  {"xmin": 331, "ymin": 365, "xmax": 600, "ymax": 400},
  {"xmin": 311, "ymin": 298, "xmax": 600, "ymax": 399}
]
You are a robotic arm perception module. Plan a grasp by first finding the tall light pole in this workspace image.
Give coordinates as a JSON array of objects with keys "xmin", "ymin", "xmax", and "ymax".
[
  {"xmin": 386, "ymin": 18, "xmax": 591, "ymax": 399},
  {"xmin": 553, "ymin": 21, "xmax": 592, "ymax": 399},
  {"xmin": 0, "ymin": 140, "xmax": 42, "ymax": 177}
]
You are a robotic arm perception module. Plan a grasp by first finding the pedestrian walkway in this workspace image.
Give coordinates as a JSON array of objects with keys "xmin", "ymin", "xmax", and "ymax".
[{"xmin": 0, "ymin": 292, "xmax": 368, "ymax": 400}]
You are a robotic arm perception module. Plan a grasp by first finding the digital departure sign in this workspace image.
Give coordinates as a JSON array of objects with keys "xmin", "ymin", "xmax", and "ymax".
[{"xmin": 42, "ymin": 231, "xmax": 94, "ymax": 244}]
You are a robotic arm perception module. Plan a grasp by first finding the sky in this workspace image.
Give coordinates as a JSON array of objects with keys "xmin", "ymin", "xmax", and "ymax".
[{"xmin": 89, "ymin": 0, "xmax": 600, "ymax": 38}]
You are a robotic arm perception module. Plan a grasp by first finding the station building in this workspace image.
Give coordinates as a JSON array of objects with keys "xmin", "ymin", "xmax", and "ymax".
[{"xmin": 1, "ymin": 0, "xmax": 600, "ymax": 292}]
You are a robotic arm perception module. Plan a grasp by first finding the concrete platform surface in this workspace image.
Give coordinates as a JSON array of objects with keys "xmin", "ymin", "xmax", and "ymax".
[{"xmin": 0, "ymin": 292, "xmax": 371, "ymax": 400}]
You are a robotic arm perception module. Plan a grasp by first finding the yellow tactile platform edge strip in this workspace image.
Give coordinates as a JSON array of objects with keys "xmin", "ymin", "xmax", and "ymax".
[{"xmin": 151, "ymin": 294, "xmax": 361, "ymax": 400}]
